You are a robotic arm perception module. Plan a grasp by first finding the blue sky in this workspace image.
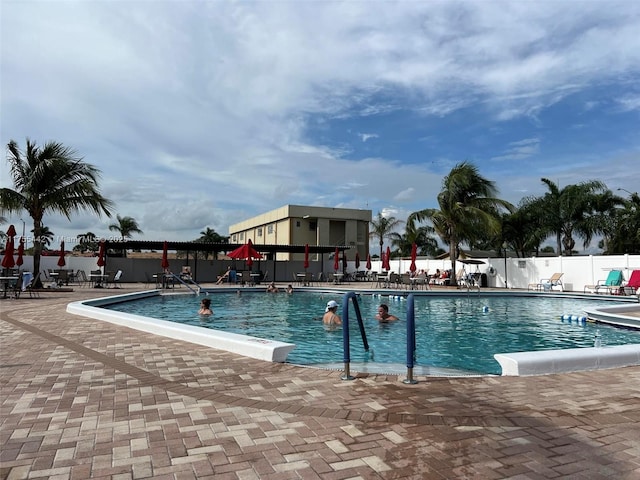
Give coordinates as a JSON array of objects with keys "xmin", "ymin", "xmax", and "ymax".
[{"xmin": 1, "ymin": 1, "xmax": 639, "ymax": 252}]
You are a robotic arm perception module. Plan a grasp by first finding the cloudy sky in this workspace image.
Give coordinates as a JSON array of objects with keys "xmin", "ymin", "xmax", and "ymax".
[{"xmin": 2, "ymin": 1, "xmax": 639, "ymax": 251}]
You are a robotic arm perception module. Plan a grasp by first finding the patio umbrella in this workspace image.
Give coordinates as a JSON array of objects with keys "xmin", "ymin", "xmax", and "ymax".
[
  {"xmin": 57, "ymin": 241, "xmax": 66, "ymax": 267},
  {"xmin": 355, "ymin": 251, "xmax": 360, "ymax": 270},
  {"xmin": 227, "ymin": 239, "xmax": 262, "ymax": 269},
  {"xmin": 333, "ymin": 247, "xmax": 339, "ymax": 271},
  {"xmin": 382, "ymin": 246, "xmax": 391, "ymax": 271},
  {"xmin": 303, "ymin": 243, "xmax": 309, "ymax": 270},
  {"xmin": 1, "ymin": 225, "xmax": 16, "ymax": 269},
  {"xmin": 97, "ymin": 240, "xmax": 106, "ymax": 268},
  {"xmin": 161, "ymin": 241, "xmax": 170, "ymax": 271},
  {"xmin": 16, "ymin": 237, "xmax": 24, "ymax": 266},
  {"xmin": 342, "ymin": 250, "xmax": 348, "ymax": 272},
  {"xmin": 365, "ymin": 253, "xmax": 372, "ymax": 271},
  {"xmin": 409, "ymin": 243, "xmax": 417, "ymax": 273}
]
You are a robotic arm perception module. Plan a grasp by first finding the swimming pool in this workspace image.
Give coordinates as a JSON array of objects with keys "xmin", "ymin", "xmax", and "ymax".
[{"xmin": 103, "ymin": 292, "xmax": 640, "ymax": 375}]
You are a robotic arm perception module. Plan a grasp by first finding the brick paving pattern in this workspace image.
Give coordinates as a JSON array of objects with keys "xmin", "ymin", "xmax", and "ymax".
[{"xmin": 1, "ymin": 286, "xmax": 640, "ymax": 479}]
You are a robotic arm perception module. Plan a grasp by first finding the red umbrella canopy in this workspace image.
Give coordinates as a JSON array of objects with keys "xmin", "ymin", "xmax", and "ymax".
[
  {"xmin": 409, "ymin": 243, "xmax": 417, "ymax": 273},
  {"xmin": 303, "ymin": 243, "xmax": 310, "ymax": 270},
  {"xmin": 355, "ymin": 251, "xmax": 360, "ymax": 270},
  {"xmin": 333, "ymin": 247, "xmax": 339, "ymax": 271},
  {"xmin": 57, "ymin": 241, "xmax": 66, "ymax": 267},
  {"xmin": 382, "ymin": 246, "xmax": 391, "ymax": 271},
  {"xmin": 161, "ymin": 241, "xmax": 170, "ymax": 270},
  {"xmin": 366, "ymin": 253, "xmax": 372, "ymax": 271},
  {"xmin": 97, "ymin": 240, "xmax": 106, "ymax": 267},
  {"xmin": 227, "ymin": 239, "xmax": 262, "ymax": 268},
  {"xmin": 16, "ymin": 237, "xmax": 24, "ymax": 266}
]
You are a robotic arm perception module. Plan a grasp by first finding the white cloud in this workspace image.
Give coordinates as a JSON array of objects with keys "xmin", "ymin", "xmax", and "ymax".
[
  {"xmin": 491, "ymin": 138, "xmax": 541, "ymax": 161},
  {"xmin": 358, "ymin": 133, "xmax": 379, "ymax": 142}
]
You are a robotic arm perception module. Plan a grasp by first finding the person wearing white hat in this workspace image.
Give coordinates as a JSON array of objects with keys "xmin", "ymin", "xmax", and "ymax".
[{"xmin": 322, "ymin": 300, "xmax": 342, "ymax": 326}]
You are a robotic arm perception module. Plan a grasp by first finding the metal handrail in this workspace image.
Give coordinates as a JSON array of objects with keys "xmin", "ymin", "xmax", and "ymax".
[
  {"xmin": 341, "ymin": 291, "xmax": 369, "ymax": 380},
  {"xmin": 403, "ymin": 294, "xmax": 418, "ymax": 384}
]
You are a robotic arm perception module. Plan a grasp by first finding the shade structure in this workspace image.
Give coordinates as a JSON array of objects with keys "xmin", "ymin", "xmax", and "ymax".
[
  {"xmin": 161, "ymin": 241, "xmax": 170, "ymax": 270},
  {"xmin": 333, "ymin": 247, "xmax": 339, "ymax": 271},
  {"xmin": 409, "ymin": 243, "xmax": 417, "ymax": 273},
  {"xmin": 382, "ymin": 246, "xmax": 391, "ymax": 271},
  {"xmin": 57, "ymin": 241, "xmax": 66, "ymax": 267},
  {"xmin": 16, "ymin": 237, "xmax": 24, "ymax": 266},
  {"xmin": 227, "ymin": 239, "xmax": 262, "ymax": 269},
  {"xmin": 303, "ymin": 243, "xmax": 309, "ymax": 270},
  {"xmin": 97, "ymin": 240, "xmax": 106, "ymax": 267},
  {"xmin": 355, "ymin": 251, "xmax": 360, "ymax": 270},
  {"xmin": 365, "ymin": 253, "xmax": 372, "ymax": 271},
  {"xmin": 459, "ymin": 258, "xmax": 485, "ymax": 265},
  {"xmin": 1, "ymin": 225, "xmax": 16, "ymax": 269}
]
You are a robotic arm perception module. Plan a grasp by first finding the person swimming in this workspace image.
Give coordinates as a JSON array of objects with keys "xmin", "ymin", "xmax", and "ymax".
[
  {"xmin": 198, "ymin": 298, "xmax": 213, "ymax": 315},
  {"xmin": 375, "ymin": 303, "xmax": 398, "ymax": 322}
]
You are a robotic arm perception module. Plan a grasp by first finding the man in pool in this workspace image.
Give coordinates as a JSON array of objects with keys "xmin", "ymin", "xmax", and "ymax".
[
  {"xmin": 323, "ymin": 300, "xmax": 342, "ymax": 326},
  {"xmin": 198, "ymin": 298, "xmax": 213, "ymax": 315},
  {"xmin": 376, "ymin": 304, "xmax": 399, "ymax": 322}
]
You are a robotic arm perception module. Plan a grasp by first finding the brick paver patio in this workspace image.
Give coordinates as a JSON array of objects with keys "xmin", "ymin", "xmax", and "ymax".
[{"xmin": 2, "ymin": 285, "xmax": 640, "ymax": 479}]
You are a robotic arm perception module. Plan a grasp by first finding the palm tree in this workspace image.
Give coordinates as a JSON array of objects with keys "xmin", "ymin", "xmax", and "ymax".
[
  {"xmin": 603, "ymin": 191, "xmax": 640, "ymax": 254},
  {"xmin": 108, "ymin": 215, "xmax": 143, "ymax": 257},
  {"xmin": 32, "ymin": 225, "xmax": 55, "ymax": 250},
  {"xmin": 408, "ymin": 162, "xmax": 512, "ymax": 286},
  {"xmin": 195, "ymin": 227, "xmax": 229, "ymax": 260},
  {"xmin": 389, "ymin": 223, "xmax": 440, "ymax": 257},
  {"xmin": 369, "ymin": 212, "xmax": 403, "ymax": 260},
  {"xmin": 1, "ymin": 139, "xmax": 113, "ymax": 284},
  {"xmin": 537, "ymin": 178, "xmax": 608, "ymax": 255}
]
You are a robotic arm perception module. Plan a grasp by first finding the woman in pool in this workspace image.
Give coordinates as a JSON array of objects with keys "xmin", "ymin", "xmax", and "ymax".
[
  {"xmin": 323, "ymin": 300, "xmax": 342, "ymax": 326},
  {"xmin": 198, "ymin": 298, "xmax": 213, "ymax": 315},
  {"xmin": 375, "ymin": 304, "xmax": 398, "ymax": 322},
  {"xmin": 266, "ymin": 282, "xmax": 279, "ymax": 293}
]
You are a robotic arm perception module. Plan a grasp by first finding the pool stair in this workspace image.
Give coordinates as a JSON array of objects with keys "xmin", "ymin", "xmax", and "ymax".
[{"xmin": 67, "ymin": 291, "xmax": 295, "ymax": 362}]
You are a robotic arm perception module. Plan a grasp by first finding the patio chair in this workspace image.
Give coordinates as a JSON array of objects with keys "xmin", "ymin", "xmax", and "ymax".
[
  {"xmin": 622, "ymin": 270, "xmax": 640, "ymax": 295},
  {"xmin": 528, "ymin": 272, "xmax": 564, "ymax": 292},
  {"xmin": 584, "ymin": 270, "xmax": 624, "ymax": 294}
]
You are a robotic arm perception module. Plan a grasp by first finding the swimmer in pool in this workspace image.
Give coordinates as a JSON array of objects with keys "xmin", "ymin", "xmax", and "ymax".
[
  {"xmin": 198, "ymin": 298, "xmax": 213, "ymax": 315},
  {"xmin": 375, "ymin": 304, "xmax": 398, "ymax": 322},
  {"xmin": 322, "ymin": 300, "xmax": 342, "ymax": 326}
]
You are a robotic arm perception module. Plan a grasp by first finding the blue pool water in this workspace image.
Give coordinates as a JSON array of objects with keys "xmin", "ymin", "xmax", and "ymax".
[{"xmin": 103, "ymin": 292, "xmax": 640, "ymax": 375}]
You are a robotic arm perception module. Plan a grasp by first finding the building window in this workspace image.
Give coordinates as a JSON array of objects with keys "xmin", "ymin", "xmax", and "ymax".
[
  {"xmin": 232, "ymin": 235, "xmax": 237, "ymax": 242},
  {"xmin": 257, "ymin": 228, "xmax": 263, "ymax": 237},
  {"xmin": 309, "ymin": 222, "xmax": 317, "ymax": 230},
  {"xmin": 296, "ymin": 221, "xmax": 301, "ymax": 227},
  {"xmin": 239, "ymin": 232, "xmax": 244, "ymax": 241},
  {"xmin": 268, "ymin": 225, "xmax": 274, "ymax": 234}
]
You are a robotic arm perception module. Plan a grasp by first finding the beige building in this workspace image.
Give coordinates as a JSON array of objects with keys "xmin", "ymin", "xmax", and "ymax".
[{"xmin": 229, "ymin": 205, "xmax": 372, "ymax": 261}]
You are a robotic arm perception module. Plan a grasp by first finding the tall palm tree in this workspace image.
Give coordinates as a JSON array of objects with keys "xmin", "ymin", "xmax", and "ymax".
[
  {"xmin": 196, "ymin": 227, "xmax": 228, "ymax": 260},
  {"xmin": 389, "ymin": 223, "xmax": 439, "ymax": 257},
  {"xmin": 537, "ymin": 178, "xmax": 608, "ymax": 255},
  {"xmin": 1, "ymin": 139, "xmax": 113, "ymax": 284},
  {"xmin": 32, "ymin": 225, "xmax": 54, "ymax": 250},
  {"xmin": 408, "ymin": 162, "xmax": 512, "ymax": 286},
  {"xmin": 76, "ymin": 231, "xmax": 98, "ymax": 254},
  {"xmin": 108, "ymin": 215, "xmax": 143, "ymax": 257},
  {"xmin": 369, "ymin": 212, "xmax": 403, "ymax": 260}
]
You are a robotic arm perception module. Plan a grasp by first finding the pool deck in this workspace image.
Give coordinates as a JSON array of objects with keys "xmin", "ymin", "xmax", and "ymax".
[{"xmin": 2, "ymin": 284, "xmax": 640, "ymax": 479}]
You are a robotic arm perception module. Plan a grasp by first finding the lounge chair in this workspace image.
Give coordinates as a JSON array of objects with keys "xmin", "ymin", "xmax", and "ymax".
[
  {"xmin": 622, "ymin": 270, "xmax": 640, "ymax": 295},
  {"xmin": 584, "ymin": 270, "xmax": 624, "ymax": 294},
  {"xmin": 528, "ymin": 273, "xmax": 564, "ymax": 292}
]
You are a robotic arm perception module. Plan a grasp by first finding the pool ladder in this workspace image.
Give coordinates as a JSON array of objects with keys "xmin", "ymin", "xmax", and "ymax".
[{"xmin": 341, "ymin": 292, "xmax": 418, "ymax": 384}]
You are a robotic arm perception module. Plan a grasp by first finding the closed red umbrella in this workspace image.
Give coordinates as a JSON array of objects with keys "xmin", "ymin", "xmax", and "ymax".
[
  {"xmin": 342, "ymin": 250, "xmax": 348, "ymax": 272},
  {"xmin": 366, "ymin": 253, "xmax": 372, "ymax": 271},
  {"xmin": 1, "ymin": 232, "xmax": 15, "ymax": 269},
  {"xmin": 355, "ymin": 251, "xmax": 360, "ymax": 270},
  {"xmin": 382, "ymin": 246, "xmax": 391, "ymax": 271},
  {"xmin": 97, "ymin": 240, "xmax": 106, "ymax": 267},
  {"xmin": 16, "ymin": 237, "xmax": 24, "ymax": 266},
  {"xmin": 303, "ymin": 243, "xmax": 309, "ymax": 270},
  {"xmin": 333, "ymin": 247, "xmax": 339, "ymax": 271},
  {"xmin": 57, "ymin": 241, "xmax": 66, "ymax": 267},
  {"xmin": 161, "ymin": 241, "xmax": 170, "ymax": 271},
  {"xmin": 410, "ymin": 243, "xmax": 417, "ymax": 273}
]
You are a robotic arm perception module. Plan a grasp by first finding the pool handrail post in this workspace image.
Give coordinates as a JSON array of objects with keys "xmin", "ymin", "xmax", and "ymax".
[
  {"xmin": 341, "ymin": 291, "xmax": 367, "ymax": 380},
  {"xmin": 403, "ymin": 293, "xmax": 418, "ymax": 384}
]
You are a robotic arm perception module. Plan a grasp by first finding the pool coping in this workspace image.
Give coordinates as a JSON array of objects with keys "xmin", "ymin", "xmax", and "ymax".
[{"xmin": 66, "ymin": 287, "xmax": 640, "ymax": 376}]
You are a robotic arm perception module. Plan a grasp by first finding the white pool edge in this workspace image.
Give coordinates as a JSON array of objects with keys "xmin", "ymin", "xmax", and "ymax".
[{"xmin": 66, "ymin": 290, "xmax": 296, "ymax": 363}]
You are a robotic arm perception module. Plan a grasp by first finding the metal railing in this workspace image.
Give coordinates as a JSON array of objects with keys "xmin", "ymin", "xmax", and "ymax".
[{"xmin": 340, "ymin": 291, "xmax": 369, "ymax": 380}]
